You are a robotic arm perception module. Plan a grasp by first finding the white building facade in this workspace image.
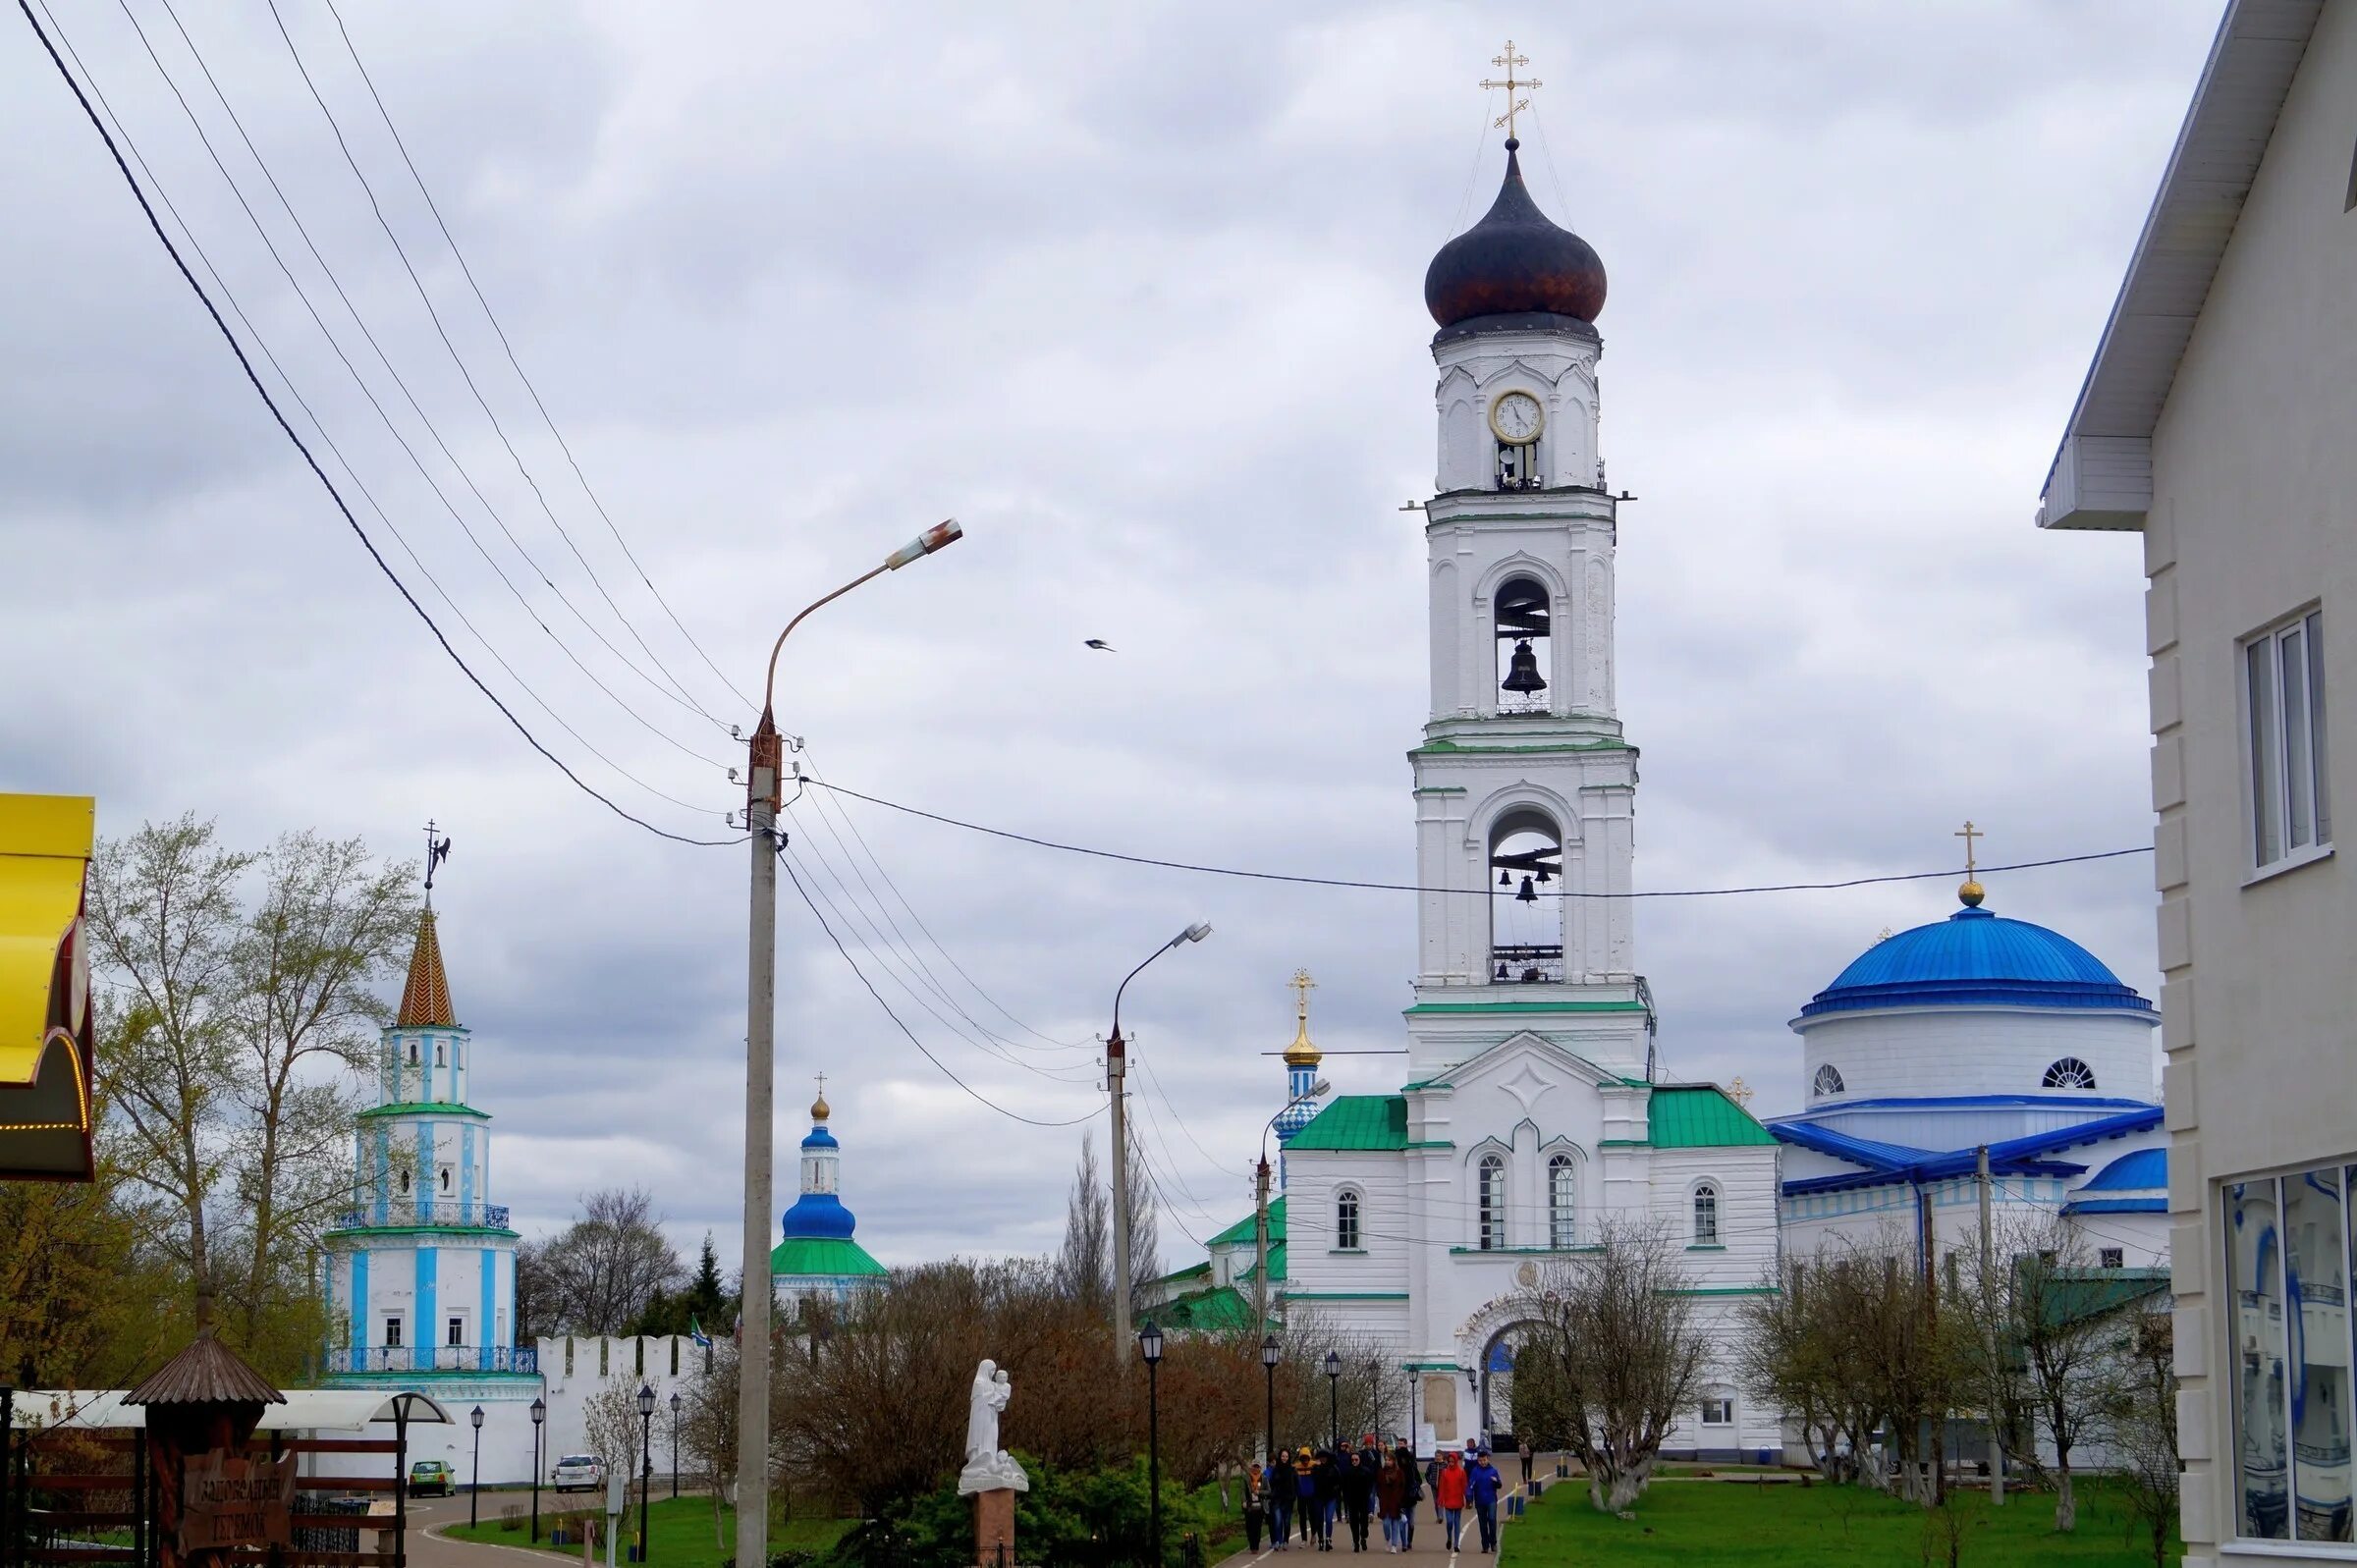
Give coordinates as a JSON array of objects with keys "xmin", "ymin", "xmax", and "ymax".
[
  {"xmin": 2040, "ymin": 2, "xmax": 2357, "ymax": 1556},
  {"xmin": 1265, "ymin": 135, "xmax": 1782, "ymax": 1462}
]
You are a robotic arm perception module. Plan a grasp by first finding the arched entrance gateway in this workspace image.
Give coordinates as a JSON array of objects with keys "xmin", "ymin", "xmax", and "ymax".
[{"xmin": 1457, "ymin": 1294, "xmax": 1546, "ymax": 1446}]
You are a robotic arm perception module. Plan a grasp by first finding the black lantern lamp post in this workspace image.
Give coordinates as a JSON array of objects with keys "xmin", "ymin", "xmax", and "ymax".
[
  {"xmin": 468, "ymin": 1406, "xmax": 485, "ymax": 1527},
  {"xmin": 1324, "ymin": 1351, "xmax": 1341, "ymax": 1451},
  {"xmin": 1139, "ymin": 1321, "xmax": 1165, "ymax": 1568},
  {"xmin": 1260, "ymin": 1335, "xmax": 1281, "ymax": 1464},
  {"xmin": 528, "ymin": 1396, "xmax": 546, "ymax": 1543},
  {"xmin": 669, "ymin": 1391, "xmax": 682, "ymax": 1499},
  {"xmin": 635, "ymin": 1382, "xmax": 657, "ymax": 1562}
]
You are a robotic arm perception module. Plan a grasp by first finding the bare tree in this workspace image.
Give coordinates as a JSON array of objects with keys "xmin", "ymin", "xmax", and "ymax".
[
  {"xmin": 1734, "ymin": 1258, "xmax": 1868, "ymax": 1483},
  {"xmin": 1121, "ymin": 1134, "xmax": 1162, "ymax": 1307},
  {"xmin": 2099, "ymin": 1312, "xmax": 2180, "ymax": 1568},
  {"xmin": 1058, "ymin": 1132, "xmax": 1111, "ymax": 1314},
  {"xmin": 89, "ymin": 817, "xmax": 413, "ymax": 1370},
  {"xmin": 1963, "ymin": 1211, "xmax": 2118, "ymax": 1532},
  {"xmin": 679, "ymin": 1342, "xmax": 740, "ymax": 1543},
  {"xmin": 1507, "ymin": 1218, "xmax": 1709, "ymax": 1511},
  {"xmin": 581, "ymin": 1378, "xmax": 645, "ymax": 1485},
  {"xmin": 533, "ymin": 1188, "xmax": 685, "ymax": 1334}
]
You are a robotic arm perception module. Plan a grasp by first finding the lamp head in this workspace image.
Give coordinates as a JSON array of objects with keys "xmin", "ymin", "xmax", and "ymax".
[
  {"xmin": 1138, "ymin": 1320, "xmax": 1165, "ymax": 1365},
  {"xmin": 470, "ymin": 1405, "xmax": 484, "ymax": 1430},
  {"xmin": 1325, "ymin": 1350, "xmax": 1341, "ymax": 1379},
  {"xmin": 670, "ymin": 1391, "xmax": 682, "ymax": 1413},
  {"xmin": 530, "ymin": 1397, "xmax": 546, "ymax": 1425},
  {"xmin": 1308, "ymin": 1079, "xmax": 1332, "ymax": 1100},
  {"xmin": 884, "ymin": 517, "xmax": 963, "ymax": 570},
  {"xmin": 1175, "ymin": 922, "xmax": 1213, "ymax": 947},
  {"xmin": 637, "ymin": 1383, "xmax": 656, "ymax": 1418},
  {"xmin": 1262, "ymin": 1334, "xmax": 1282, "ymax": 1368}
]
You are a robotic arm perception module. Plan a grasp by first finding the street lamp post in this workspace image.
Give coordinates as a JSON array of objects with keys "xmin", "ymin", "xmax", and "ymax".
[
  {"xmin": 529, "ymin": 1397, "xmax": 546, "ymax": 1543},
  {"xmin": 669, "ymin": 1392, "xmax": 682, "ymax": 1500},
  {"xmin": 468, "ymin": 1406, "xmax": 484, "ymax": 1528},
  {"xmin": 1139, "ymin": 1322, "xmax": 1165, "ymax": 1568},
  {"xmin": 738, "ymin": 519, "xmax": 964, "ymax": 1568},
  {"xmin": 1261, "ymin": 1335, "xmax": 1281, "ymax": 1465},
  {"xmin": 1325, "ymin": 1351, "xmax": 1341, "ymax": 1452},
  {"xmin": 635, "ymin": 1383, "xmax": 656, "ymax": 1563},
  {"xmin": 1108, "ymin": 926, "xmax": 1212, "ymax": 1366}
]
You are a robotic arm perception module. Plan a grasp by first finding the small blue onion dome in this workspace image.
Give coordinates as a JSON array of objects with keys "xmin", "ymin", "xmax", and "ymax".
[
  {"xmin": 1424, "ymin": 140, "xmax": 1607, "ymax": 328},
  {"xmin": 800, "ymin": 1125, "xmax": 838, "ymax": 1152},
  {"xmin": 781, "ymin": 1192, "xmax": 856, "ymax": 1240},
  {"xmin": 1801, "ymin": 904, "xmax": 2153, "ymax": 1018}
]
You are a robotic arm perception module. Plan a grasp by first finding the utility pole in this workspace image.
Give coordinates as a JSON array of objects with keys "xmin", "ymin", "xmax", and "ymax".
[
  {"xmin": 1252, "ymin": 1156, "xmax": 1274, "ymax": 1329},
  {"xmin": 1979, "ymin": 1144, "xmax": 2003, "ymax": 1505},
  {"xmin": 1108, "ymin": 1022, "xmax": 1134, "ymax": 1367},
  {"xmin": 736, "ymin": 519, "xmax": 963, "ymax": 1568}
]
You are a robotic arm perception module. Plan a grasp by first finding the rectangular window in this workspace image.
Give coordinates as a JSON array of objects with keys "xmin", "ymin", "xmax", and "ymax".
[
  {"xmin": 2226, "ymin": 1177, "xmax": 2291, "ymax": 1540},
  {"xmin": 2287, "ymin": 1168, "xmax": 2352, "ymax": 1541},
  {"xmin": 2247, "ymin": 611, "xmax": 2331, "ymax": 871},
  {"xmin": 2100, "ymin": 1247, "xmax": 2124, "ymax": 1270},
  {"xmin": 447, "ymin": 1315, "xmax": 465, "ymax": 1348},
  {"xmin": 1700, "ymin": 1398, "xmax": 1732, "ymax": 1427},
  {"xmin": 384, "ymin": 1316, "xmax": 404, "ymax": 1349}
]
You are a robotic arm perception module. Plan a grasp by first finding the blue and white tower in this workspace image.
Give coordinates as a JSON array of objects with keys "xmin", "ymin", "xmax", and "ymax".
[
  {"xmin": 772, "ymin": 1075, "xmax": 887, "ymax": 1317},
  {"xmin": 1272, "ymin": 970, "xmax": 1322, "ymax": 1167},
  {"xmin": 321, "ymin": 869, "xmax": 533, "ymax": 1394}
]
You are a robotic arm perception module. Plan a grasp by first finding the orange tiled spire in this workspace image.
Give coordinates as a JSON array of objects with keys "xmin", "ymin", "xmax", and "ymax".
[{"xmin": 396, "ymin": 908, "xmax": 457, "ymax": 1027}]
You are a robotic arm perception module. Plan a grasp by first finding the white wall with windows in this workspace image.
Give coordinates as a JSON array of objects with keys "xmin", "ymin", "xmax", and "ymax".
[{"xmin": 1795, "ymin": 1005, "xmax": 2158, "ymax": 1109}]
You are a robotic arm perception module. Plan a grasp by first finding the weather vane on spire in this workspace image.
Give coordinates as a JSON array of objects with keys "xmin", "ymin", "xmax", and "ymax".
[
  {"xmin": 422, "ymin": 819, "xmax": 453, "ymax": 901},
  {"xmin": 1481, "ymin": 39, "xmax": 1541, "ymax": 141}
]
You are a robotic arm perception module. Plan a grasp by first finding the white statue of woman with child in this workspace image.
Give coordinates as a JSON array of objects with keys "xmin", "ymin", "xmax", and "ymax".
[{"xmin": 958, "ymin": 1359, "xmax": 1030, "ymax": 1495}]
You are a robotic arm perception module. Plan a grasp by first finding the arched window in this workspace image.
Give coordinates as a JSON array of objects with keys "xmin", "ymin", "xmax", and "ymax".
[
  {"xmin": 434, "ymin": 1041, "xmax": 445, "ymax": 1067},
  {"xmin": 397, "ymin": 1167, "xmax": 411, "ymax": 1195},
  {"xmin": 1548, "ymin": 1154, "xmax": 1576, "ymax": 1248},
  {"xmin": 1489, "ymin": 807, "xmax": 1565, "ymax": 984},
  {"xmin": 2042, "ymin": 1056, "xmax": 2098, "ymax": 1090},
  {"xmin": 1692, "ymin": 1182, "xmax": 1720, "ymax": 1244},
  {"xmin": 1477, "ymin": 1155, "xmax": 1507, "ymax": 1251},
  {"xmin": 1812, "ymin": 1064, "xmax": 1844, "ymax": 1098},
  {"xmin": 1336, "ymin": 1188, "xmax": 1362, "ymax": 1251},
  {"xmin": 438, "ymin": 1166, "xmax": 451, "ymax": 1194},
  {"xmin": 407, "ymin": 1040, "xmax": 418, "ymax": 1065},
  {"xmin": 1493, "ymin": 575, "xmax": 1552, "ymax": 713}
]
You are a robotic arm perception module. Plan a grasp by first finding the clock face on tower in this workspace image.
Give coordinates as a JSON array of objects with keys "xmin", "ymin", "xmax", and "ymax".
[{"xmin": 1489, "ymin": 391, "xmax": 1543, "ymax": 444}]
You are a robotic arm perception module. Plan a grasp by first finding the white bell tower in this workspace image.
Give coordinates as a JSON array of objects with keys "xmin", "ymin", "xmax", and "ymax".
[{"xmin": 1407, "ymin": 133, "xmax": 1647, "ymax": 1083}]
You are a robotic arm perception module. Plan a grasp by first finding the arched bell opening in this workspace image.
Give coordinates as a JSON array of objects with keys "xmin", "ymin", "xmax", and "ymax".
[
  {"xmin": 1493, "ymin": 576, "xmax": 1553, "ymax": 714},
  {"xmin": 1489, "ymin": 808, "xmax": 1564, "ymax": 984}
]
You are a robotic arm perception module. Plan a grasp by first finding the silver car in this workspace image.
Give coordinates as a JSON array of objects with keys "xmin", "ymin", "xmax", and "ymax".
[{"xmin": 552, "ymin": 1454, "xmax": 606, "ymax": 1493}]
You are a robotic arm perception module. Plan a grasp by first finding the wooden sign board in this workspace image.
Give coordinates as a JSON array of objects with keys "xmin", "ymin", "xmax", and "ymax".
[{"xmin": 181, "ymin": 1450, "xmax": 297, "ymax": 1552}]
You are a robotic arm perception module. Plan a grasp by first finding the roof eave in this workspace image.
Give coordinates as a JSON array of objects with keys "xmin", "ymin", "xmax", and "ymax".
[{"xmin": 2038, "ymin": 0, "xmax": 2323, "ymax": 531}]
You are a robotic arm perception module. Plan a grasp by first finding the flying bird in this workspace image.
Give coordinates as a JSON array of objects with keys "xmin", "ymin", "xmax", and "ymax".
[{"xmin": 1084, "ymin": 639, "xmax": 1116, "ymax": 652}]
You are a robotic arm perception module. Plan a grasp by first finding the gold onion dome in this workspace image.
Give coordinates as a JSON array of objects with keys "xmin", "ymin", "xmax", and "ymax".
[
  {"xmin": 810, "ymin": 1087, "xmax": 831, "ymax": 1122},
  {"xmin": 1284, "ymin": 968, "xmax": 1322, "ymax": 1066}
]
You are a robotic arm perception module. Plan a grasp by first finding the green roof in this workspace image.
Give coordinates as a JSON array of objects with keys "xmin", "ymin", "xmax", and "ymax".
[
  {"xmin": 1150, "ymin": 1261, "xmax": 1214, "ymax": 1291},
  {"xmin": 1209, "ymin": 1196, "xmax": 1286, "ymax": 1249},
  {"xmin": 1287, "ymin": 1097, "xmax": 1409, "ymax": 1152},
  {"xmin": 1236, "ymin": 1242, "xmax": 1288, "ymax": 1283},
  {"xmin": 1647, "ymin": 1085, "xmax": 1778, "ymax": 1148},
  {"xmin": 769, "ymin": 1235, "xmax": 888, "ymax": 1277},
  {"xmin": 357, "ymin": 1102, "xmax": 487, "ymax": 1120},
  {"xmin": 1159, "ymin": 1285, "xmax": 1273, "ymax": 1333},
  {"xmin": 2043, "ymin": 1268, "xmax": 2171, "ymax": 1329}
]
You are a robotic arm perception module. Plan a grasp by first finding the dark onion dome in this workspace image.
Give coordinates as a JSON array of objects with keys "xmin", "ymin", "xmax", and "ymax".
[{"xmin": 1424, "ymin": 138, "xmax": 1607, "ymax": 328}]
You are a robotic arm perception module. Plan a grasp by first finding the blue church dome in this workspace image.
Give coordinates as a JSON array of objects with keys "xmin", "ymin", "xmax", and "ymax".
[
  {"xmin": 781, "ymin": 1191, "xmax": 856, "ymax": 1240},
  {"xmin": 1801, "ymin": 905, "xmax": 2153, "ymax": 1019}
]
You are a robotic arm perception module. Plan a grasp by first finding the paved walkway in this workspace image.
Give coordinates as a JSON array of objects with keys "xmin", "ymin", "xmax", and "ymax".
[{"xmin": 1215, "ymin": 1472, "xmax": 1561, "ymax": 1568}]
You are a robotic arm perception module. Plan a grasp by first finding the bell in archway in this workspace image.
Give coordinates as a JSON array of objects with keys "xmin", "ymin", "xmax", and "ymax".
[
  {"xmin": 1516, "ymin": 876, "xmax": 1538, "ymax": 904},
  {"xmin": 1502, "ymin": 640, "xmax": 1547, "ymax": 695}
]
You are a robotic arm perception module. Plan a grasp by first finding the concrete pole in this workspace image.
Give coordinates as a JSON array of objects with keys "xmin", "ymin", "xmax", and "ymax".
[
  {"xmin": 1979, "ymin": 1144, "xmax": 2003, "ymax": 1505},
  {"xmin": 1109, "ymin": 1026, "xmax": 1132, "ymax": 1368},
  {"xmin": 1253, "ymin": 1157, "xmax": 1273, "ymax": 1332},
  {"xmin": 737, "ymin": 724, "xmax": 781, "ymax": 1568}
]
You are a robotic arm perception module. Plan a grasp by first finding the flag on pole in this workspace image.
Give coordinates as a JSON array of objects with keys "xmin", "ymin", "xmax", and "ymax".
[{"xmin": 689, "ymin": 1316, "xmax": 713, "ymax": 1350}]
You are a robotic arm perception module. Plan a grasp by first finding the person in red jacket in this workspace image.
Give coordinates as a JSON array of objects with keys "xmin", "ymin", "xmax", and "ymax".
[
  {"xmin": 1375, "ymin": 1454, "xmax": 1408, "ymax": 1553},
  {"xmin": 1434, "ymin": 1451, "xmax": 1469, "ymax": 1552}
]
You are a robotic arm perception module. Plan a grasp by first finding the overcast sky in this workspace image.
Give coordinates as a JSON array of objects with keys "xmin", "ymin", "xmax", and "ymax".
[{"xmin": 2, "ymin": 2, "xmax": 2218, "ymax": 1277}]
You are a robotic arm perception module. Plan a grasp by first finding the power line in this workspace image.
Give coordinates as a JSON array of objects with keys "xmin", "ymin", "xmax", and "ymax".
[
  {"xmin": 806, "ymin": 781, "xmax": 2153, "ymax": 899},
  {"xmin": 777, "ymin": 843, "xmax": 1102, "ymax": 1128},
  {"xmin": 121, "ymin": 0, "xmax": 730, "ymax": 763},
  {"xmin": 315, "ymin": 0, "xmax": 755, "ymax": 717},
  {"xmin": 37, "ymin": 1, "xmax": 721, "ymax": 822},
  {"xmin": 262, "ymin": 0, "xmax": 737, "ymax": 730},
  {"xmin": 16, "ymin": 0, "xmax": 743, "ymax": 849}
]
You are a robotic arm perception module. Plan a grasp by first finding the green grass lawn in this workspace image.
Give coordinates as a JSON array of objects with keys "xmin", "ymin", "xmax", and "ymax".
[
  {"xmin": 1500, "ymin": 1474, "xmax": 2180, "ymax": 1567},
  {"xmin": 442, "ymin": 1494, "xmax": 850, "ymax": 1567}
]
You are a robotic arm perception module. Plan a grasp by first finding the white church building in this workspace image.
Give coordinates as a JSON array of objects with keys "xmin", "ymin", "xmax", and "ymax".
[{"xmin": 1221, "ymin": 131, "xmax": 1785, "ymax": 1463}]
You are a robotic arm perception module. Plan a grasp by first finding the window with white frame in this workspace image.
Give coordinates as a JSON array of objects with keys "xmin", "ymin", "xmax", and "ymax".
[
  {"xmin": 1548, "ymin": 1154, "xmax": 1576, "ymax": 1248},
  {"xmin": 2245, "ymin": 609, "xmax": 2331, "ymax": 871},
  {"xmin": 2042, "ymin": 1056, "xmax": 2097, "ymax": 1090},
  {"xmin": 1692, "ymin": 1182, "xmax": 1720, "ymax": 1245},
  {"xmin": 1700, "ymin": 1396, "xmax": 1733, "ymax": 1427},
  {"xmin": 1336, "ymin": 1187, "xmax": 1362, "ymax": 1251},
  {"xmin": 2099, "ymin": 1247, "xmax": 2124, "ymax": 1270},
  {"xmin": 1477, "ymin": 1155, "xmax": 1507, "ymax": 1251},
  {"xmin": 1812, "ymin": 1063, "xmax": 1844, "ymax": 1099},
  {"xmin": 446, "ymin": 1313, "xmax": 466, "ymax": 1347},
  {"xmin": 383, "ymin": 1315, "xmax": 404, "ymax": 1348}
]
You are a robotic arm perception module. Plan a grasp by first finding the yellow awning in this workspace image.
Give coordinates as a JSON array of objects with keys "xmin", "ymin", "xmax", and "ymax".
[{"xmin": 0, "ymin": 793, "xmax": 96, "ymax": 1180}]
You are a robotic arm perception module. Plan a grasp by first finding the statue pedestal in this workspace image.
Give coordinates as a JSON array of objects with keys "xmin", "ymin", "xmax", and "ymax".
[{"xmin": 970, "ymin": 1487, "xmax": 1016, "ymax": 1568}]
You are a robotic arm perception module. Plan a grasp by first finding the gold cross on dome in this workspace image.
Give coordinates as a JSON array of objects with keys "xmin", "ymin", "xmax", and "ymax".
[
  {"xmin": 1727, "ymin": 1076, "xmax": 1754, "ymax": 1108},
  {"xmin": 1291, "ymin": 968, "xmax": 1316, "ymax": 1020},
  {"xmin": 1480, "ymin": 39, "xmax": 1542, "ymax": 139},
  {"xmin": 1954, "ymin": 820, "xmax": 1983, "ymax": 876},
  {"xmin": 814, "ymin": 1070, "xmax": 827, "ymax": 1099}
]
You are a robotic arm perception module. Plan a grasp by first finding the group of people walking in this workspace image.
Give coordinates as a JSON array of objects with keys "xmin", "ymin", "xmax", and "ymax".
[{"xmin": 1240, "ymin": 1440, "xmax": 1511, "ymax": 1556}]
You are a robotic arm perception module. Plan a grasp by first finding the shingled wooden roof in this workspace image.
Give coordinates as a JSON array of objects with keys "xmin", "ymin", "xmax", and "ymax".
[
  {"xmin": 396, "ymin": 908, "xmax": 456, "ymax": 1028},
  {"xmin": 124, "ymin": 1331, "xmax": 285, "ymax": 1407}
]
